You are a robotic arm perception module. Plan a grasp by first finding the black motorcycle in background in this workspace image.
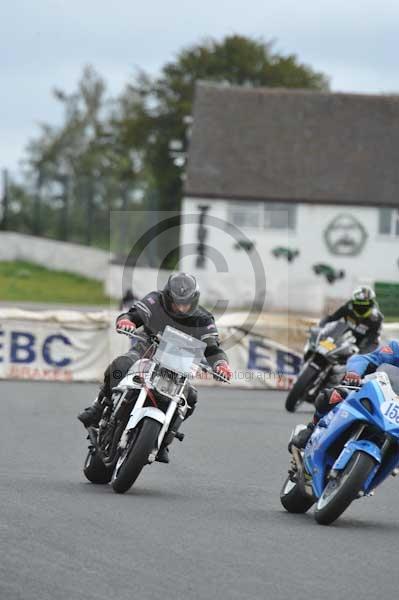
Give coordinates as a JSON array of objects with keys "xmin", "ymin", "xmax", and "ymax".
[{"xmin": 285, "ymin": 321, "xmax": 358, "ymax": 413}]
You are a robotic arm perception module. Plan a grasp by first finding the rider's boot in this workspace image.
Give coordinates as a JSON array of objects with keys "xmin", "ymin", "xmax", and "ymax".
[
  {"xmin": 155, "ymin": 410, "xmax": 189, "ymax": 464},
  {"xmin": 289, "ymin": 390, "xmax": 344, "ymax": 452},
  {"xmin": 155, "ymin": 445, "xmax": 170, "ymax": 464},
  {"xmin": 77, "ymin": 389, "xmax": 108, "ymax": 428},
  {"xmin": 289, "ymin": 422, "xmax": 315, "ymax": 452}
]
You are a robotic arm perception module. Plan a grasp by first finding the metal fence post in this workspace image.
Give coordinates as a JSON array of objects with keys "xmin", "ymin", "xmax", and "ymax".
[
  {"xmin": 1, "ymin": 169, "xmax": 9, "ymax": 230},
  {"xmin": 33, "ymin": 170, "xmax": 43, "ymax": 236}
]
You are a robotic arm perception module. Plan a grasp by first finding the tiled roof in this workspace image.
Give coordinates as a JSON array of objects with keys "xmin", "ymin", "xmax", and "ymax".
[{"xmin": 185, "ymin": 82, "xmax": 399, "ymax": 207}]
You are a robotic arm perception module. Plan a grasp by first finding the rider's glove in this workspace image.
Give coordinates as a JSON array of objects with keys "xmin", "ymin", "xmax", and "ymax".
[
  {"xmin": 116, "ymin": 318, "xmax": 136, "ymax": 336},
  {"xmin": 214, "ymin": 361, "xmax": 233, "ymax": 381},
  {"xmin": 342, "ymin": 371, "xmax": 361, "ymax": 386}
]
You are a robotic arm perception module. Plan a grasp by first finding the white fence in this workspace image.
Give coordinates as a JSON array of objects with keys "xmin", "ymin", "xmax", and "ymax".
[{"xmin": 1, "ymin": 309, "xmax": 398, "ymax": 388}]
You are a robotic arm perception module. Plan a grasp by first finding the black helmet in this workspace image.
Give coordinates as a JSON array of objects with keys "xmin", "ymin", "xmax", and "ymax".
[
  {"xmin": 163, "ymin": 272, "xmax": 200, "ymax": 316},
  {"xmin": 351, "ymin": 286, "xmax": 376, "ymax": 317}
]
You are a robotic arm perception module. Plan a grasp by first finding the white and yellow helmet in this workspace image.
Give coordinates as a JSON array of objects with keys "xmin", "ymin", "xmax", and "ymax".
[{"xmin": 351, "ymin": 286, "xmax": 376, "ymax": 317}]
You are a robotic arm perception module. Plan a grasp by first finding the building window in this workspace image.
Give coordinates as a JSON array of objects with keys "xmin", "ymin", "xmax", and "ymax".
[
  {"xmin": 264, "ymin": 203, "xmax": 296, "ymax": 230},
  {"xmin": 228, "ymin": 202, "xmax": 262, "ymax": 229},
  {"xmin": 228, "ymin": 201, "xmax": 296, "ymax": 231},
  {"xmin": 379, "ymin": 208, "xmax": 399, "ymax": 237}
]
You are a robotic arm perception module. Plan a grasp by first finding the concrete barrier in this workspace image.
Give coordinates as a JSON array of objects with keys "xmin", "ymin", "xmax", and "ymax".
[{"xmin": 0, "ymin": 232, "xmax": 112, "ymax": 281}]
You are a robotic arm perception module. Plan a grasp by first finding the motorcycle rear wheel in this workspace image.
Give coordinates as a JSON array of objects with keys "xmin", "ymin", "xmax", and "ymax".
[
  {"xmin": 112, "ymin": 418, "xmax": 162, "ymax": 494},
  {"xmin": 83, "ymin": 449, "xmax": 113, "ymax": 484},
  {"xmin": 285, "ymin": 364, "xmax": 319, "ymax": 412},
  {"xmin": 314, "ymin": 451, "xmax": 376, "ymax": 525},
  {"xmin": 280, "ymin": 476, "xmax": 314, "ymax": 513}
]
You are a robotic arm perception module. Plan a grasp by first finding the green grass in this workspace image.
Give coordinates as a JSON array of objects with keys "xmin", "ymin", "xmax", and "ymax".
[{"xmin": 0, "ymin": 261, "xmax": 110, "ymax": 305}]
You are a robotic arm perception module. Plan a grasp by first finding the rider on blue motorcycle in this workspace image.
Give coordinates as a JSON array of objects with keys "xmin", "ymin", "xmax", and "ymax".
[{"xmin": 292, "ymin": 340, "xmax": 399, "ymax": 449}]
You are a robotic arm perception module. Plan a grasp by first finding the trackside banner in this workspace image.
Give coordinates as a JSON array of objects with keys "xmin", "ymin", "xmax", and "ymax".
[
  {"xmin": 212, "ymin": 328, "xmax": 302, "ymax": 390},
  {"xmin": 0, "ymin": 310, "xmax": 111, "ymax": 382},
  {"xmin": 1, "ymin": 310, "xmax": 398, "ymax": 388}
]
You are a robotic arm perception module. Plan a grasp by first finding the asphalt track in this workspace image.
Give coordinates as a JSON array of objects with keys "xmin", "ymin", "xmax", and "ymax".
[{"xmin": 1, "ymin": 382, "xmax": 399, "ymax": 600}]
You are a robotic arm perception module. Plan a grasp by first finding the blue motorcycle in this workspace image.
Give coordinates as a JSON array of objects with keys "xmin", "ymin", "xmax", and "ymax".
[{"xmin": 280, "ymin": 364, "xmax": 399, "ymax": 525}]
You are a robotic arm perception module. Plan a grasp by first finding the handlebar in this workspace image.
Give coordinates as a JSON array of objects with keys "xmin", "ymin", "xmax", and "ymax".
[
  {"xmin": 341, "ymin": 384, "xmax": 362, "ymax": 390},
  {"xmin": 117, "ymin": 329, "xmax": 160, "ymax": 344}
]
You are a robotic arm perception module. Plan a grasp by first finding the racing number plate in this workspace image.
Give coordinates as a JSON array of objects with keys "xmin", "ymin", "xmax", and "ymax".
[
  {"xmin": 382, "ymin": 400, "xmax": 399, "ymax": 425},
  {"xmin": 319, "ymin": 339, "xmax": 336, "ymax": 352}
]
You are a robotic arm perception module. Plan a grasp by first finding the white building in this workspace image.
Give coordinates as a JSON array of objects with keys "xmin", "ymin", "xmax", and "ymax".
[{"xmin": 181, "ymin": 83, "xmax": 399, "ymax": 315}]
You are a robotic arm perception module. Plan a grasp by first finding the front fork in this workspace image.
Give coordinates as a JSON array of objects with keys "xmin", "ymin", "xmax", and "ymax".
[
  {"xmin": 156, "ymin": 400, "xmax": 180, "ymax": 451},
  {"xmin": 118, "ymin": 387, "xmax": 149, "ymax": 450},
  {"xmin": 119, "ymin": 388, "xmax": 187, "ymax": 462}
]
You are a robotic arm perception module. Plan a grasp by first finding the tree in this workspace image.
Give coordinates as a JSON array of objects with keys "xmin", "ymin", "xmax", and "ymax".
[
  {"xmin": 16, "ymin": 35, "xmax": 329, "ymax": 262},
  {"xmin": 24, "ymin": 66, "xmax": 141, "ymax": 245},
  {"xmin": 119, "ymin": 35, "xmax": 330, "ymax": 213}
]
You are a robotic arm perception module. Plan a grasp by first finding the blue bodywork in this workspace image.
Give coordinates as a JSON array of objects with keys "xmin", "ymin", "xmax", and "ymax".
[{"xmin": 303, "ymin": 376, "xmax": 399, "ymax": 499}]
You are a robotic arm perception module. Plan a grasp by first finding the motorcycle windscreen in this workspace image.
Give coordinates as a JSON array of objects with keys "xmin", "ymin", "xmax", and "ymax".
[
  {"xmin": 320, "ymin": 321, "xmax": 350, "ymax": 340},
  {"xmin": 154, "ymin": 326, "xmax": 207, "ymax": 375}
]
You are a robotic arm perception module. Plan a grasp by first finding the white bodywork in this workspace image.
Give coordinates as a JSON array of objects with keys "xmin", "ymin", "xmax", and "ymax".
[
  {"xmin": 110, "ymin": 327, "xmax": 207, "ymax": 481},
  {"xmin": 364, "ymin": 371, "xmax": 398, "ymax": 403},
  {"xmin": 117, "ymin": 375, "xmax": 186, "ymax": 462}
]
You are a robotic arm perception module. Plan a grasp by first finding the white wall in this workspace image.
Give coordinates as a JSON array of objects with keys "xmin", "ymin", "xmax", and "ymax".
[
  {"xmin": 106, "ymin": 264, "xmax": 261, "ymax": 315},
  {"xmin": 179, "ymin": 197, "xmax": 398, "ymax": 314},
  {"xmin": 0, "ymin": 232, "xmax": 112, "ymax": 281},
  {"xmin": 106, "ymin": 265, "xmax": 170, "ymax": 300}
]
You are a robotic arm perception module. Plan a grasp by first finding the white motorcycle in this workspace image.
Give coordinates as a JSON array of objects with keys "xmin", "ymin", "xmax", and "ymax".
[{"xmin": 82, "ymin": 326, "xmax": 227, "ymax": 494}]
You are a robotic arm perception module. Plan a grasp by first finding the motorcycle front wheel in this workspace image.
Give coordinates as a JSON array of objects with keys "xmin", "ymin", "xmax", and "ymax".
[
  {"xmin": 314, "ymin": 451, "xmax": 376, "ymax": 525},
  {"xmin": 285, "ymin": 364, "xmax": 319, "ymax": 412},
  {"xmin": 112, "ymin": 418, "xmax": 162, "ymax": 494}
]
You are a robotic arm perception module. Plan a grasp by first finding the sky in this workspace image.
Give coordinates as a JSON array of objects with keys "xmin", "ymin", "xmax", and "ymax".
[{"xmin": 1, "ymin": 0, "xmax": 399, "ymax": 176}]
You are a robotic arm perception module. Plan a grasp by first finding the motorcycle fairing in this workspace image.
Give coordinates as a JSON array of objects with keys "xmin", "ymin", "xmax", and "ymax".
[{"xmin": 304, "ymin": 378, "xmax": 399, "ymax": 499}]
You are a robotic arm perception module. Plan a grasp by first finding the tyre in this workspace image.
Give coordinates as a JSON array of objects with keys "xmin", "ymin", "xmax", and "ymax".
[
  {"xmin": 285, "ymin": 364, "xmax": 319, "ymax": 412},
  {"xmin": 83, "ymin": 449, "xmax": 113, "ymax": 484},
  {"xmin": 314, "ymin": 452, "xmax": 376, "ymax": 525},
  {"xmin": 280, "ymin": 475, "xmax": 315, "ymax": 513},
  {"xmin": 112, "ymin": 418, "xmax": 162, "ymax": 494}
]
